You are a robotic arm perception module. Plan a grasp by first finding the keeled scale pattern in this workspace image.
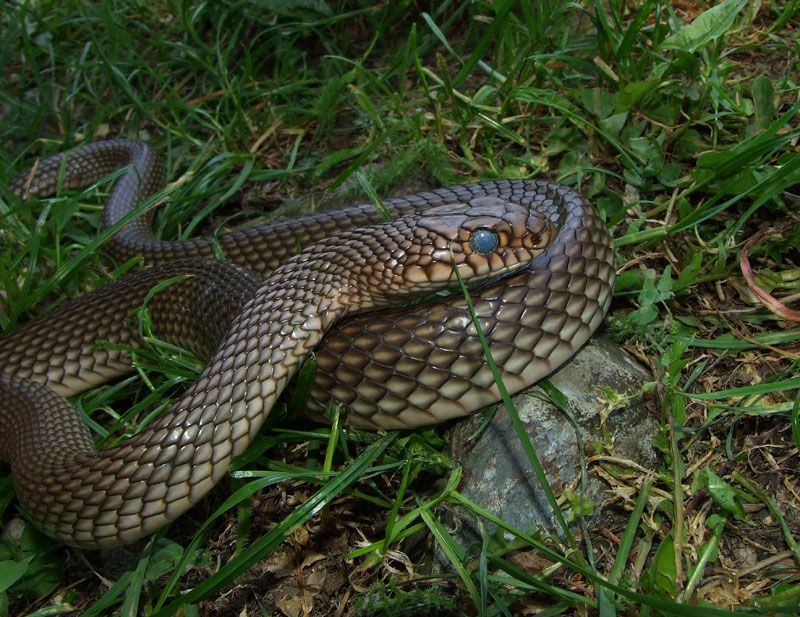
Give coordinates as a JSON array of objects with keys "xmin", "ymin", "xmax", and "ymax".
[
  {"xmin": 0, "ymin": 260, "xmax": 264, "ymax": 396},
  {"xmin": 310, "ymin": 182, "xmax": 615, "ymax": 428},
  {"xmin": 2, "ymin": 179, "xmax": 551, "ymax": 546}
]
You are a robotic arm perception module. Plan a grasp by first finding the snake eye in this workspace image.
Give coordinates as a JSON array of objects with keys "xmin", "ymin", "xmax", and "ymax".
[{"xmin": 469, "ymin": 228, "xmax": 499, "ymax": 255}]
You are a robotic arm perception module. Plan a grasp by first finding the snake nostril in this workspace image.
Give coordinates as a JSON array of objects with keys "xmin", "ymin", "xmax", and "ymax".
[{"xmin": 469, "ymin": 228, "xmax": 499, "ymax": 255}]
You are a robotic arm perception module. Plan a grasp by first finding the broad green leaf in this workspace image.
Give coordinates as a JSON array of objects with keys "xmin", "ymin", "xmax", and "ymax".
[
  {"xmin": 752, "ymin": 74, "xmax": 776, "ymax": 128},
  {"xmin": 0, "ymin": 527, "xmax": 62, "ymax": 600},
  {"xmin": 599, "ymin": 111, "xmax": 628, "ymax": 138},
  {"xmin": 658, "ymin": 162, "xmax": 684, "ymax": 187},
  {"xmin": 614, "ymin": 268, "xmax": 648, "ymax": 292},
  {"xmin": 0, "ymin": 559, "xmax": 30, "ymax": 593},
  {"xmin": 675, "ymin": 252, "xmax": 704, "ymax": 291},
  {"xmin": 701, "ymin": 468, "xmax": 748, "ymax": 520},
  {"xmin": 646, "ymin": 534, "xmax": 677, "ymax": 597},
  {"xmin": 630, "ymin": 302, "xmax": 658, "ymax": 326},
  {"xmin": 671, "ymin": 391, "xmax": 687, "ymax": 425},
  {"xmin": 145, "ymin": 539, "xmax": 185, "ymax": 579},
  {"xmin": 640, "ymin": 266, "xmax": 675, "ymax": 307},
  {"xmin": 626, "ymin": 136, "xmax": 664, "ymax": 173},
  {"xmin": 613, "ymin": 80, "xmax": 658, "ymax": 111},
  {"xmin": 667, "ymin": 50, "xmax": 700, "ymax": 79},
  {"xmin": 659, "ymin": 0, "xmax": 747, "ymax": 52},
  {"xmin": 576, "ymin": 87, "xmax": 616, "ymax": 118},
  {"xmin": 650, "ymin": 101, "xmax": 681, "ymax": 125}
]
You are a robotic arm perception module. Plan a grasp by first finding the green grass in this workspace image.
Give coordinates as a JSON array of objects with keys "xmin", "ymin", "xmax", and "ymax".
[{"xmin": 1, "ymin": 0, "xmax": 800, "ymax": 615}]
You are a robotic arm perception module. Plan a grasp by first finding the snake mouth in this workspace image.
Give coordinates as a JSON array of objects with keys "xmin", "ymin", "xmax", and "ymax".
[{"xmin": 378, "ymin": 234, "xmax": 554, "ymax": 314}]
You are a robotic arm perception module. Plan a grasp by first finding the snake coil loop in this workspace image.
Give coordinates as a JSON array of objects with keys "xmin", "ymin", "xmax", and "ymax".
[{"xmin": 1, "ymin": 140, "xmax": 615, "ymax": 547}]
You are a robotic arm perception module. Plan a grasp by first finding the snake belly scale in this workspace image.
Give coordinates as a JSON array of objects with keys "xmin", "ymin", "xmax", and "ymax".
[{"xmin": 1, "ymin": 140, "xmax": 615, "ymax": 547}]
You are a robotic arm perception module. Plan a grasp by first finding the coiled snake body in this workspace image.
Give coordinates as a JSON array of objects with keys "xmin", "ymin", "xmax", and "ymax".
[{"xmin": 1, "ymin": 140, "xmax": 615, "ymax": 548}]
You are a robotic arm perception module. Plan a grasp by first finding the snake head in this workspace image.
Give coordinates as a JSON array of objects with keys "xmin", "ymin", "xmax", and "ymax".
[
  {"xmin": 402, "ymin": 196, "xmax": 554, "ymax": 287},
  {"xmin": 286, "ymin": 195, "xmax": 555, "ymax": 313}
]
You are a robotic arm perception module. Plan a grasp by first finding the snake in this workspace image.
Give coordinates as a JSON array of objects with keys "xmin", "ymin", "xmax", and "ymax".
[{"xmin": 0, "ymin": 139, "xmax": 615, "ymax": 548}]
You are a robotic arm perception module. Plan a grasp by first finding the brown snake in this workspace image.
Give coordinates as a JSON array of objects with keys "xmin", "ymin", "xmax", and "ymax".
[{"xmin": 0, "ymin": 140, "xmax": 615, "ymax": 548}]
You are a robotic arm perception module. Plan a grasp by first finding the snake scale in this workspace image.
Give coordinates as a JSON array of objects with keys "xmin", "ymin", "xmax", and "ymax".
[{"xmin": 0, "ymin": 140, "xmax": 615, "ymax": 548}]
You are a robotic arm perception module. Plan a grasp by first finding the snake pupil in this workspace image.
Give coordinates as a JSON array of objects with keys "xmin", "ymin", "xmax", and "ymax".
[{"xmin": 469, "ymin": 228, "xmax": 499, "ymax": 255}]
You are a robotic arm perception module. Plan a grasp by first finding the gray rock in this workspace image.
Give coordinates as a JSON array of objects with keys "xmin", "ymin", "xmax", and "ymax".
[{"xmin": 443, "ymin": 334, "xmax": 657, "ymax": 549}]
